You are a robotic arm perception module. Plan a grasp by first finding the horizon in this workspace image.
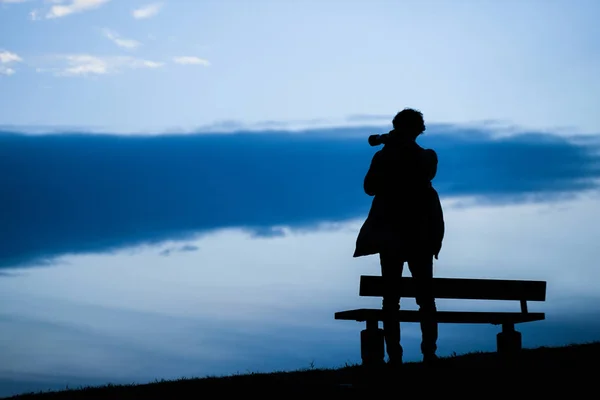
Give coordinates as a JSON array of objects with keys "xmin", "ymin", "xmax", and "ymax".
[{"xmin": 2, "ymin": 0, "xmax": 600, "ymax": 397}]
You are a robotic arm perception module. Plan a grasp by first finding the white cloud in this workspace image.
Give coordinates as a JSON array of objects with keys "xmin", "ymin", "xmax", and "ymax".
[
  {"xmin": 102, "ymin": 29, "xmax": 141, "ymax": 50},
  {"xmin": 132, "ymin": 2, "xmax": 162, "ymax": 19},
  {"xmin": 0, "ymin": 50, "xmax": 22, "ymax": 76},
  {"xmin": 28, "ymin": 9, "xmax": 41, "ymax": 20},
  {"xmin": 30, "ymin": 0, "xmax": 110, "ymax": 20},
  {"xmin": 0, "ymin": 67, "xmax": 16, "ymax": 75},
  {"xmin": 173, "ymin": 56, "xmax": 210, "ymax": 66},
  {"xmin": 0, "ymin": 50, "xmax": 22, "ymax": 64},
  {"xmin": 41, "ymin": 54, "xmax": 163, "ymax": 77},
  {"xmin": 61, "ymin": 55, "xmax": 108, "ymax": 76}
]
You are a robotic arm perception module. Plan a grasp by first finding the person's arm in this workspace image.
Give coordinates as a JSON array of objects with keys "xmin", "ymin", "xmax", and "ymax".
[
  {"xmin": 422, "ymin": 149, "xmax": 438, "ymax": 181},
  {"xmin": 363, "ymin": 151, "xmax": 383, "ymax": 196},
  {"xmin": 430, "ymin": 187, "xmax": 444, "ymax": 259}
]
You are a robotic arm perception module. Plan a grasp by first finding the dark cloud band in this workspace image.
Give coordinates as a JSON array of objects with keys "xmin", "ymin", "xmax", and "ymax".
[{"xmin": 1, "ymin": 125, "xmax": 599, "ymax": 269}]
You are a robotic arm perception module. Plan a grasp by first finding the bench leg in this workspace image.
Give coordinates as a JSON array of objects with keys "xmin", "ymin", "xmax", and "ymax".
[
  {"xmin": 496, "ymin": 323, "xmax": 522, "ymax": 356},
  {"xmin": 360, "ymin": 320, "xmax": 384, "ymax": 367}
]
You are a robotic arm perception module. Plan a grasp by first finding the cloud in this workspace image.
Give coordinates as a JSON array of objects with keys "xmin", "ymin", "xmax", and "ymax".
[
  {"xmin": 249, "ymin": 227, "xmax": 287, "ymax": 239},
  {"xmin": 345, "ymin": 114, "xmax": 390, "ymax": 122},
  {"xmin": 158, "ymin": 244, "xmax": 199, "ymax": 257},
  {"xmin": 0, "ymin": 124, "xmax": 599, "ymax": 269},
  {"xmin": 0, "ymin": 50, "xmax": 22, "ymax": 64},
  {"xmin": 0, "ymin": 67, "xmax": 16, "ymax": 76},
  {"xmin": 30, "ymin": 0, "xmax": 110, "ymax": 20},
  {"xmin": 132, "ymin": 2, "xmax": 162, "ymax": 19},
  {"xmin": 173, "ymin": 56, "xmax": 210, "ymax": 66},
  {"xmin": 38, "ymin": 54, "xmax": 163, "ymax": 76},
  {"xmin": 102, "ymin": 29, "xmax": 141, "ymax": 50},
  {"xmin": 0, "ymin": 50, "xmax": 22, "ymax": 76},
  {"xmin": 28, "ymin": 9, "xmax": 41, "ymax": 20}
]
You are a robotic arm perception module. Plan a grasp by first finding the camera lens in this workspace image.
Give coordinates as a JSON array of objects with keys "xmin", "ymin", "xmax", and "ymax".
[{"xmin": 368, "ymin": 134, "xmax": 388, "ymax": 146}]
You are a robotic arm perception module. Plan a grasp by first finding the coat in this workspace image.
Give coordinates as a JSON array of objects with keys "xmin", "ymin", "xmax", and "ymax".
[{"xmin": 353, "ymin": 136, "xmax": 445, "ymax": 260}]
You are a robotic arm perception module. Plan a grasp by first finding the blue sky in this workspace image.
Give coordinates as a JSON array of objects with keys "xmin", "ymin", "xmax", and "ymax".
[
  {"xmin": 2, "ymin": 0, "xmax": 600, "ymax": 398},
  {"xmin": 1, "ymin": 0, "xmax": 600, "ymax": 133}
]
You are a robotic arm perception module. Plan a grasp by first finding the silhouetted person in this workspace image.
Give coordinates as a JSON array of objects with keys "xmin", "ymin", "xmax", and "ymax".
[{"xmin": 353, "ymin": 108, "xmax": 445, "ymax": 366}]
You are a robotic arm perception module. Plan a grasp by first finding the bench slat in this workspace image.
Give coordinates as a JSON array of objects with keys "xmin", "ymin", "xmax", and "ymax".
[
  {"xmin": 360, "ymin": 276, "xmax": 547, "ymax": 301},
  {"xmin": 334, "ymin": 309, "xmax": 545, "ymax": 324}
]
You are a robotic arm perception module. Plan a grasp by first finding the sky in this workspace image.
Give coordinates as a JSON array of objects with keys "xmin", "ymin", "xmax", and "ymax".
[{"xmin": 1, "ymin": 0, "xmax": 600, "ymax": 397}]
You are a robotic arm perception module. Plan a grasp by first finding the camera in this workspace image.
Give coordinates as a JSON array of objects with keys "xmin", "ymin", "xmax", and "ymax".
[{"xmin": 368, "ymin": 132, "xmax": 391, "ymax": 146}]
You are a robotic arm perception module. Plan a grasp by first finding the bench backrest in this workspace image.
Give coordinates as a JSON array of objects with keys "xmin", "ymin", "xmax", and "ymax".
[{"xmin": 359, "ymin": 276, "xmax": 546, "ymax": 302}]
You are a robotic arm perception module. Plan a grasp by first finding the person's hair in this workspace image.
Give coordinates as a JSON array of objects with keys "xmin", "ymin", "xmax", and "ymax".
[{"xmin": 392, "ymin": 108, "xmax": 426, "ymax": 138}]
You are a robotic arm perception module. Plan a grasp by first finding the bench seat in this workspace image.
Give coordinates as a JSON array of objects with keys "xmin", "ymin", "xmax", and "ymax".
[{"xmin": 335, "ymin": 308, "xmax": 545, "ymax": 325}]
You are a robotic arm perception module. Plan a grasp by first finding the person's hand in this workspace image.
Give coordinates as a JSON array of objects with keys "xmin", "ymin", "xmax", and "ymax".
[{"xmin": 433, "ymin": 244, "xmax": 441, "ymax": 260}]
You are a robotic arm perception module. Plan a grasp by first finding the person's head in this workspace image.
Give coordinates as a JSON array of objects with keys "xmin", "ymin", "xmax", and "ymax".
[{"xmin": 391, "ymin": 108, "xmax": 426, "ymax": 140}]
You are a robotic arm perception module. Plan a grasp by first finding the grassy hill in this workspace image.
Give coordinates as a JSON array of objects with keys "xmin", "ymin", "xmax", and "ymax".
[{"xmin": 8, "ymin": 341, "xmax": 599, "ymax": 399}]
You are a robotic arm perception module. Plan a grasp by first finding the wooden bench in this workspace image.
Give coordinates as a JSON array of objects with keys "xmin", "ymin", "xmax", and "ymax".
[{"xmin": 335, "ymin": 275, "xmax": 547, "ymax": 365}]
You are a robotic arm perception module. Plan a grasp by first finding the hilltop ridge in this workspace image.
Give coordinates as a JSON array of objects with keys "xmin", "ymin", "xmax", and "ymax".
[{"xmin": 8, "ymin": 341, "xmax": 599, "ymax": 399}]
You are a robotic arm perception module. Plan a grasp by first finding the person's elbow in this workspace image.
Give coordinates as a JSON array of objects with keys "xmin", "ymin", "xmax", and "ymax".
[
  {"xmin": 364, "ymin": 186, "xmax": 376, "ymax": 196},
  {"xmin": 423, "ymin": 149, "xmax": 438, "ymax": 180},
  {"xmin": 364, "ymin": 181, "xmax": 376, "ymax": 196}
]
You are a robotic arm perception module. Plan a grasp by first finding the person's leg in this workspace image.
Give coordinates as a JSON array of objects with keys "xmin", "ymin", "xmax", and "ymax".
[
  {"xmin": 407, "ymin": 254, "xmax": 438, "ymax": 360},
  {"xmin": 379, "ymin": 251, "xmax": 404, "ymax": 363}
]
